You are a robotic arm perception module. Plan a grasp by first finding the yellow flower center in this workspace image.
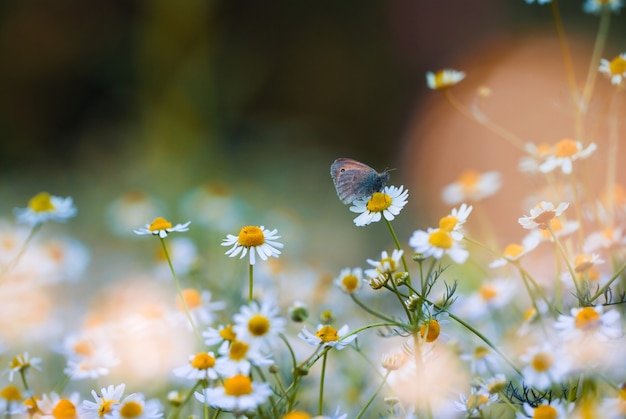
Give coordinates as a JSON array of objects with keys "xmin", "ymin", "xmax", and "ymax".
[
  {"xmin": 439, "ymin": 215, "xmax": 458, "ymax": 232},
  {"xmin": 366, "ymin": 192, "xmax": 392, "ymax": 212},
  {"xmin": 28, "ymin": 192, "xmax": 55, "ymax": 213},
  {"xmin": 587, "ymin": 268, "xmax": 600, "ymax": 283},
  {"xmin": 119, "ymin": 401, "xmax": 143, "ymax": 418},
  {"xmin": 554, "ymin": 138, "xmax": 579, "ymax": 158},
  {"xmin": 467, "ymin": 393, "xmax": 490, "ymax": 408},
  {"xmin": 315, "ymin": 325, "xmax": 339, "ymax": 343},
  {"xmin": 480, "ymin": 284, "xmax": 498, "ymax": 302},
  {"xmin": 73, "ymin": 340, "xmax": 94, "ymax": 357},
  {"xmin": 224, "ymin": 374, "xmax": 253, "ymax": 397},
  {"xmin": 248, "ymin": 314, "xmax": 270, "ymax": 337},
  {"xmin": 177, "ymin": 288, "xmax": 202, "ymax": 310},
  {"xmin": 0, "ymin": 385, "xmax": 22, "ymax": 401},
  {"xmin": 428, "ymin": 230, "xmax": 452, "ymax": 249},
  {"xmin": 473, "ymin": 346, "xmax": 490, "ymax": 360},
  {"xmin": 574, "ymin": 254, "xmax": 593, "ymax": 273},
  {"xmin": 229, "ymin": 340, "xmax": 249, "ymax": 361},
  {"xmin": 458, "ymin": 170, "xmax": 480, "ymax": 193},
  {"xmin": 237, "ymin": 226, "xmax": 265, "ymax": 247},
  {"xmin": 190, "ymin": 352, "xmax": 216, "ymax": 370},
  {"xmin": 536, "ymin": 143, "xmax": 552, "ymax": 158},
  {"xmin": 282, "ymin": 411, "xmax": 311, "ymax": 419},
  {"xmin": 52, "ymin": 399, "xmax": 77, "ymax": 419},
  {"xmin": 503, "ymin": 243, "xmax": 524, "ymax": 259},
  {"xmin": 419, "ymin": 319, "xmax": 441, "ymax": 343},
  {"xmin": 149, "ymin": 217, "xmax": 172, "ymax": 232},
  {"xmin": 609, "ymin": 55, "xmax": 626, "ymax": 75},
  {"xmin": 379, "ymin": 257, "xmax": 397, "ymax": 272},
  {"xmin": 524, "ymin": 307, "xmax": 537, "ymax": 322},
  {"xmin": 98, "ymin": 399, "xmax": 117, "ymax": 416},
  {"xmin": 10, "ymin": 356, "xmax": 26, "ymax": 369},
  {"xmin": 219, "ymin": 325, "xmax": 237, "ymax": 341},
  {"xmin": 575, "ymin": 307, "xmax": 601, "ymax": 330},
  {"xmin": 341, "ymin": 274, "xmax": 360, "ymax": 292},
  {"xmin": 533, "ymin": 405, "xmax": 558, "ymax": 419},
  {"xmin": 531, "ymin": 352, "xmax": 553, "ymax": 372}
]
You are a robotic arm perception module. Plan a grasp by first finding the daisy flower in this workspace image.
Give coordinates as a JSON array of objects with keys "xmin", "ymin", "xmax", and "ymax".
[
  {"xmin": 203, "ymin": 324, "xmax": 237, "ymax": 347},
  {"xmin": 489, "ymin": 238, "xmax": 539, "ymax": 267},
  {"xmin": 584, "ymin": 0, "xmax": 624, "ymax": 14},
  {"xmin": 456, "ymin": 278, "xmax": 517, "ymax": 319},
  {"xmin": 523, "ymin": 217, "xmax": 579, "ymax": 243},
  {"xmin": 516, "ymin": 399, "xmax": 573, "ymax": 418},
  {"xmin": 214, "ymin": 340, "xmax": 274, "ymax": 377},
  {"xmin": 601, "ymin": 383, "xmax": 626, "ymax": 419},
  {"xmin": 519, "ymin": 142, "xmax": 553, "ymax": 173},
  {"xmin": 232, "ymin": 300, "xmax": 286, "ymax": 351},
  {"xmin": 222, "ymin": 225, "xmax": 283, "ymax": 265},
  {"xmin": 334, "ymin": 267, "xmax": 363, "ymax": 293},
  {"xmin": 518, "ymin": 201, "xmax": 569, "ymax": 230},
  {"xmin": 175, "ymin": 288, "xmax": 226, "ymax": 326},
  {"xmin": 460, "ymin": 346, "xmax": 501, "ymax": 376},
  {"xmin": 37, "ymin": 392, "xmax": 82, "ymax": 419},
  {"xmin": 6, "ymin": 352, "xmax": 42, "ymax": 382},
  {"xmin": 14, "ymin": 192, "xmax": 76, "ymax": 227},
  {"xmin": 195, "ymin": 373, "xmax": 272, "ymax": 413},
  {"xmin": 364, "ymin": 249, "xmax": 405, "ymax": 288},
  {"xmin": 0, "ymin": 385, "xmax": 27, "ymax": 416},
  {"xmin": 408, "ymin": 225, "xmax": 469, "ymax": 264},
  {"xmin": 63, "ymin": 348, "xmax": 119, "ymax": 381},
  {"xmin": 133, "ymin": 217, "xmax": 190, "ymax": 238},
  {"xmin": 583, "ymin": 227, "xmax": 625, "ymax": 253},
  {"xmin": 554, "ymin": 305, "xmax": 622, "ymax": 342},
  {"xmin": 426, "ymin": 69, "xmax": 465, "ymax": 89},
  {"xmin": 297, "ymin": 324, "xmax": 357, "ymax": 350},
  {"xmin": 599, "ymin": 52, "xmax": 626, "ymax": 86},
  {"xmin": 109, "ymin": 394, "xmax": 163, "ymax": 419},
  {"xmin": 349, "ymin": 185, "xmax": 408, "ymax": 227},
  {"xmin": 573, "ymin": 253, "xmax": 604, "ymax": 273},
  {"xmin": 538, "ymin": 139, "xmax": 597, "ymax": 175},
  {"xmin": 106, "ymin": 190, "xmax": 164, "ymax": 236},
  {"xmin": 82, "ymin": 384, "xmax": 129, "ymax": 419},
  {"xmin": 441, "ymin": 170, "xmax": 501, "ymax": 205},
  {"xmin": 519, "ymin": 344, "xmax": 570, "ymax": 390},
  {"xmin": 173, "ymin": 351, "xmax": 219, "ymax": 381},
  {"xmin": 454, "ymin": 388, "xmax": 497, "ymax": 416}
]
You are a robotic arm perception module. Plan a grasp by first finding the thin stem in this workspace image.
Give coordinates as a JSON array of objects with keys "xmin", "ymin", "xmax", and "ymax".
[
  {"xmin": 318, "ymin": 351, "xmax": 328, "ymax": 416},
  {"xmin": 589, "ymin": 261, "xmax": 626, "ymax": 303},
  {"xmin": 580, "ymin": 5, "xmax": 612, "ymax": 113},
  {"xmin": 0, "ymin": 223, "xmax": 41, "ymax": 286},
  {"xmin": 248, "ymin": 263, "xmax": 254, "ymax": 302},
  {"xmin": 350, "ymin": 293, "xmax": 401, "ymax": 324},
  {"xmin": 605, "ymin": 90, "xmax": 621, "ymax": 227},
  {"xmin": 384, "ymin": 218, "xmax": 411, "ymax": 282},
  {"xmin": 355, "ymin": 370, "xmax": 391, "ymax": 419},
  {"xmin": 547, "ymin": 225, "xmax": 583, "ymax": 300},
  {"xmin": 160, "ymin": 237, "xmax": 203, "ymax": 344}
]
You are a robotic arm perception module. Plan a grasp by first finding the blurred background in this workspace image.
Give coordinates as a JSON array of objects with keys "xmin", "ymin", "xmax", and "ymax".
[{"xmin": 0, "ymin": 0, "xmax": 625, "ymax": 410}]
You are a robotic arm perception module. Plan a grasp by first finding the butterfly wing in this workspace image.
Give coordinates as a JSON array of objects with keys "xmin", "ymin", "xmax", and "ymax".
[{"xmin": 331, "ymin": 158, "xmax": 386, "ymax": 204}]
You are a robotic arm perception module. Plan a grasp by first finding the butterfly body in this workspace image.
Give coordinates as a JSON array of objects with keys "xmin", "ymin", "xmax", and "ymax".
[{"xmin": 330, "ymin": 158, "xmax": 390, "ymax": 204}]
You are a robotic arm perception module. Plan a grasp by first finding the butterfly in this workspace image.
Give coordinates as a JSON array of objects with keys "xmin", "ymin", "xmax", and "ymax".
[{"xmin": 330, "ymin": 158, "xmax": 390, "ymax": 204}]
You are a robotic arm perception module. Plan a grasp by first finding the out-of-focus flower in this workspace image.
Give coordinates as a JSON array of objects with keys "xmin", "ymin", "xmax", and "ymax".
[
  {"xmin": 442, "ymin": 170, "xmax": 501, "ymax": 205},
  {"xmin": 175, "ymin": 289, "xmax": 226, "ymax": 326},
  {"xmin": 516, "ymin": 399, "xmax": 573, "ymax": 419},
  {"xmin": 538, "ymin": 139, "xmax": 597, "ymax": 175},
  {"xmin": 519, "ymin": 344, "xmax": 570, "ymax": 390},
  {"xmin": 426, "ymin": 69, "xmax": 465, "ymax": 89},
  {"xmin": 297, "ymin": 324, "xmax": 357, "ymax": 350},
  {"xmin": 489, "ymin": 238, "xmax": 539, "ymax": 267},
  {"xmin": 107, "ymin": 190, "xmax": 165, "ymax": 236},
  {"xmin": 518, "ymin": 201, "xmax": 569, "ymax": 230},
  {"xmin": 14, "ymin": 192, "xmax": 76, "ymax": 227},
  {"xmin": 6, "ymin": 352, "xmax": 42, "ymax": 382},
  {"xmin": 584, "ymin": 0, "xmax": 624, "ymax": 15},
  {"xmin": 36, "ymin": 392, "xmax": 82, "ymax": 419},
  {"xmin": 554, "ymin": 306, "xmax": 622, "ymax": 342}
]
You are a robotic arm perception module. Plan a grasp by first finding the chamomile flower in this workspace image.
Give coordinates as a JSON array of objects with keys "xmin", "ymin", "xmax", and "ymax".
[
  {"xmin": 14, "ymin": 192, "xmax": 76, "ymax": 227},
  {"xmin": 441, "ymin": 170, "xmax": 501, "ymax": 204},
  {"xmin": 0, "ymin": 385, "xmax": 27, "ymax": 416},
  {"xmin": 519, "ymin": 142, "xmax": 553, "ymax": 173},
  {"xmin": 82, "ymin": 384, "xmax": 129, "ymax": 419},
  {"xmin": 516, "ymin": 399, "xmax": 572, "ymax": 419},
  {"xmin": 426, "ymin": 69, "xmax": 466, "ymax": 89},
  {"xmin": 203, "ymin": 324, "xmax": 237, "ymax": 347},
  {"xmin": 554, "ymin": 305, "xmax": 622, "ymax": 342},
  {"xmin": 195, "ymin": 373, "xmax": 272, "ymax": 413},
  {"xmin": 63, "ymin": 347, "xmax": 119, "ymax": 380},
  {"xmin": 518, "ymin": 201, "xmax": 569, "ymax": 230},
  {"xmin": 334, "ymin": 267, "xmax": 363, "ymax": 293},
  {"xmin": 6, "ymin": 352, "xmax": 42, "ymax": 382},
  {"xmin": 538, "ymin": 139, "xmax": 597, "ymax": 175},
  {"xmin": 110, "ymin": 394, "xmax": 163, "ymax": 419},
  {"xmin": 175, "ymin": 289, "xmax": 226, "ymax": 326},
  {"xmin": 173, "ymin": 351, "xmax": 219, "ymax": 381},
  {"xmin": 349, "ymin": 185, "xmax": 408, "ymax": 227},
  {"xmin": 408, "ymin": 226, "xmax": 468, "ymax": 264},
  {"xmin": 489, "ymin": 239, "xmax": 539, "ymax": 267},
  {"xmin": 454, "ymin": 388, "xmax": 497, "ymax": 416},
  {"xmin": 232, "ymin": 300, "xmax": 286, "ymax": 351},
  {"xmin": 37, "ymin": 391, "xmax": 82, "ymax": 419},
  {"xmin": 461, "ymin": 346, "xmax": 501, "ymax": 376},
  {"xmin": 297, "ymin": 324, "xmax": 357, "ymax": 350},
  {"xmin": 519, "ymin": 344, "xmax": 570, "ymax": 390},
  {"xmin": 599, "ymin": 53, "xmax": 626, "ymax": 86},
  {"xmin": 456, "ymin": 278, "xmax": 517, "ymax": 319},
  {"xmin": 583, "ymin": 227, "xmax": 625, "ymax": 253},
  {"xmin": 601, "ymin": 383, "xmax": 626, "ymax": 419},
  {"xmin": 214, "ymin": 340, "xmax": 274, "ymax": 377},
  {"xmin": 133, "ymin": 217, "xmax": 191, "ymax": 238},
  {"xmin": 222, "ymin": 225, "xmax": 283, "ymax": 265},
  {"xmin": 364, "ymin": 249, "xmax": 405, "ymax": 288},
  {"xmin": 584, "ymin": 0, "xmax": 624, "ymax": 14}
]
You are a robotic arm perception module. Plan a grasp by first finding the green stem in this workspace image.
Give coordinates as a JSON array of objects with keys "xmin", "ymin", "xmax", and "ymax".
[
  {"xmin": 548, "ymin": 225, "xmax": 583, "ymax": 301},
  {"xmin": 160, "ymin": 237, "xmax": 202, "ymax": 344},
  {"xmin": 580, "ymin": 5, "xmax": 611, "ymax": 112},
  {"xmin": 355, "ymin": 370, "xmax": 391, "ymax": 419},
  {"xmin": 349, "ymin": 293, "xmax": 399, "ymax": 324},
  {"xmin": 589, "ymin": 261, "xmax": 626, "ymax": 303},
  {"xmin": 249, "ymin": 263, "xmax": 254, "ymax": 302},
  {"xmin": 384, "ymin": 218, "xmax": 411, "ymax": 284},
  {"xmin": 318, "ymin": 351, "xmax": 328, "ymax": 416}
]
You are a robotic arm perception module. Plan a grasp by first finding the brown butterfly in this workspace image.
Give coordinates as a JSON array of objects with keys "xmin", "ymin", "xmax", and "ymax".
[{"xmin": 330, "ymin": 158, "xmax": 390, "ymax": 204}]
